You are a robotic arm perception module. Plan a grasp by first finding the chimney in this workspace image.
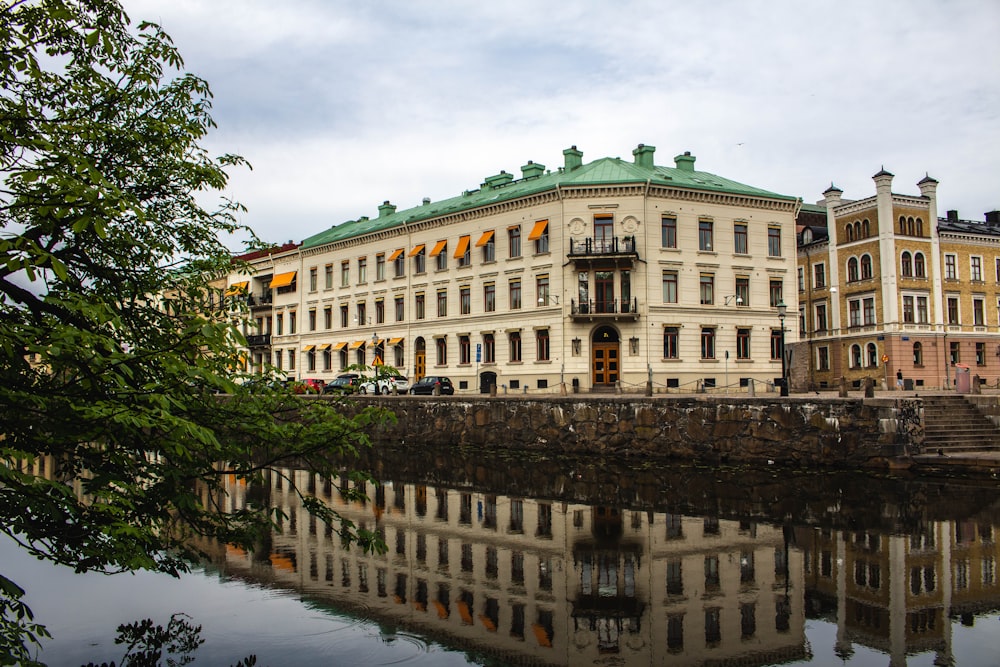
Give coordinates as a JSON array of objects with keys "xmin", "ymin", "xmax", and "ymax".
[
  {"xmin": 482, "ymin": 170, "xmax": 514, "ymax": 190},
  {"xmin": 520, "ymin": 160, "xmax": 545, "ymax": 179},
  {"xmin": 673, "ymin": 151, "xmax": 696, "ymax": 172},
  {"xmin": 563, "ymin": 145, "xmax": 583, "ymax": 171},
  {"xmin": 377, "ymin": 200, "xmax": 397, "ymax": 217},
  {"xmin": 985, "ymin": 211, "xmax": 1000, "ymax": 225},
  {"xmin": 632, "ymin": 143, "xmax": 656, "ymax": 169},
  {"xmin": 422, "ymin": 197, "xmax": 431, "ymax": 206},
  {"xmin": 947, "ymin": 210, "xmax": 959, "ymax": 222}
]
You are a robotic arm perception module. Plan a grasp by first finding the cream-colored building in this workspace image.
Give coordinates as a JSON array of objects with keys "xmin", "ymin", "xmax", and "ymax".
[{"xmin": 228, "ymin": 144, "xmax": 800, "ymax": 393}]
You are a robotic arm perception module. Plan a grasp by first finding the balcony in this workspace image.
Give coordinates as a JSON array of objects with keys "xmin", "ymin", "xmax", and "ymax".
[
  {"xmin": 247, "ymin": 293, "xmax": 273, "ymax": 309},
  {"xmin": 570, "ymin": 297, "xmax": 639, "ymax": 322},
  {"xmin": 245, "ymin": 334, "xmax": 271, "ymax": 348},
  {"xmin": 567, "ymin": 236, "xmax": 638, "ymax": 267}
]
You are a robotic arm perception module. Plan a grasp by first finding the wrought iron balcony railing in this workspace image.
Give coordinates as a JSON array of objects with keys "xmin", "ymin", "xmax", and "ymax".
[
  {"xmin": 568, "ymin": 235, "xmax": 638, "ymax": 258},
  {"xmin": 570, "ymin": 297, "xmax": 639, "ymax": 319},
  {"xmin": 245, "ymin": 334, "xmax": 271, "ymax": 348}
]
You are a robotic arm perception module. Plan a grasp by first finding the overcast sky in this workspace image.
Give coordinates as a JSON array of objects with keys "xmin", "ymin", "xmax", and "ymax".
[{"xmin": 124, "ymin": 0, "xmax": 1000, "ymax": 250}]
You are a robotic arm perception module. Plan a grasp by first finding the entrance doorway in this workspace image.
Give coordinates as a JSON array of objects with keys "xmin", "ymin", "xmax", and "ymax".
[
  {"xmin": 591, "ymin": 326, "xmax": 620, "ymax": 387},
  {"xmin": 414, "ymin": 337, "xmax": 426, "ymax": 381}
]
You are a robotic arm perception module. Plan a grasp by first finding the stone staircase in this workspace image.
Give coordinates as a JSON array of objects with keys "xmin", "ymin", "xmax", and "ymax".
[{"xmin": 921, "ymin": 395, "xmax": 1000, "ymax": 453}]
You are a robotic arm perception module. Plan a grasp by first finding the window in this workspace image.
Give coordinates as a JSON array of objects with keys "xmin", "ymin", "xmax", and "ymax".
[
  {"xmin": 536, "ymin": 329, "xmax": 550, "ymax": 361},
  {"xmin": 974, "ymin": 298, "xmax": 985, "ymax": 326},
  {"xmin": 323, "ymin": 306, "xmax": 332, "ymax": 329},
  {"xmin": 851, "ymin": 344, "xmax": 862, "ymax": 368},
  {"xmin": 287, "ymin": 348, "xmax": 295, "ymax": 371},
  {"xmin": 393, "ymin": 250, "xmax": 405, "ymax": 277},
  {"xmin": 699, "ymin": 219, "xmax": 713, "ymax": 251},
  {"xmin": 863, "ymin": 297, "xmax": 875, "ymax": 326},
  {"xmin": 306, "ymin": 349, "xmax": 316, "ymax": 371},
  {"xmin": 481, "ymin": 232, "xmax": 495, "ymax": 262},
  {"xmin": 767, "ymin": 226, "xmax": 781, "ymax": 257},
  {"xmin": 947, "ymin": 296, "xmax": 959, "ymax": 324},
  {"xmin": 814, "ymin": 264, "xmax": 826, "ymax": 289},
  {"xmin": 797, "ymin": 267, "xmax": 804, "ymax": 292},
  {"xmin": 700, "ymin": 274, "xmax": 714, "ymax": 305},
  {"xmin": 945, "ymin": 254, "xmax": 957, "ymax": 280},
  {"xmin": 375, "ymin": 253, "xmax": 385, "ymax": 281},
  {"xmin": 323, "ymin": 348, "xmax": 332, "ymax": 371},
  {"xmin": 976, "ymin": 341, "xmax": 986, "ymax": 366},
  {"xmin": 375, "ymin": 299, "xmax": 385, "ymax": 324},
  {"xmin": 662, "ymin": 216, "xmax": 677, "ymax": 248},
  {"xmin": 972, "ymin": 256, "xmax": 983, "ymax": 282},
  {"xmin": 849, "ymin": 299, "xmax": 861, "ymax": 328},
  {"xmin": 916, "ymin": 296, "xmax": 928, "ymax": 323},
  {"xmin": 536, "ymin": 274, "xmax": 550, "ymax": 306},
  {"xmin": 340, "ymin": 304, "xmax": 348, "ymax": 328},
  {"xmin": 309, "ymin": 267, "xmax": 318, "ymax": 291},
  {"xmin": 413, "ymin": 247, "xmax": 426, "ymax": 274},
  {"xmin": 341, "ymin": 261, "xmax": 350, "ymax": 287},
  {"xmin": 736, "ymin": 277, "xmax": 750, "ymax": 307},
  {"xmin": 484, "ymin": 283, "xmax": 495, "ymax": 312},
  {"xmin": 903, "ymin": 296, "xmax": 915, "ymax": 323},
  {"xmin": 734, "ymin": 222, "xmax": 748, "ymax": 254},
  {"xmin": 867, "ymin": 343, "xmax": 878, "ymax": 367},
  {"xmin": 771, "ymin": 329, "xmax": 783, "ymax": 361},
  {"xmin": 664, "ymin": 327, "xmax": 678, "ymax": 359},
  {"xmin": 915, "ymin": 252, "xmax": 926, "ymax": 278},
  {"xmin": 531, "ymin": 220, "xmax": 549, "ymax": 254},
  {"xmin": 847, "ymin": 257, "xmax": 859, "ymax": 282},
  {"xmin": 509, "ymin": 331, "xmax": 522, "ymax": 362},
  {"xmin": 455, "ymin": 235, "xmax": 471, "ymax": 267},
  {"xmin": 308, "ymin": 309, "xmax": 316, "ymax": 331},
  {"xmin": 395, "ymin": 296, "xmax": 404, "ymax": 322},
  {"xmin": 769, "ymin": 280, "xmax": 783, "ymax": 308},
  {"xmin": 325, "ymin": 264, "xmax": 333, "ymax": 289},
  {"xmin": 508, "ymin": 226, "xmax": 521, "ymax": 258},
  {"xmin": 861, "ymin": 254, "xmax": 872, "ymax": 280},
  {"xmin": 901, "ymin": 252, "xmax": 912, "ymax": 277},
  {"xmin": 818, "ymin": 346, "xmax": 830, "ymax": 371},
  {"xmin": 950, "ymin": 341, "xmax": 960, "ymax": 364},
  {"xmin": 737, "ymin": 328, "xmax": 751, "ymax": 359},
  {"xmin": 663, "ymin": 271, "xmax": 678, "ymax": 303},
  {"xmin": 701, "ymin": 328, "xmax": 715, "ymax": 359},
  {"xmin": 436, "ymin": 289, "xmax": 447, "ymax": 317},
  {"xmin": 289, "ymin": 311, "xmax": 296, "ymax": 334},
  {"xmin": 815, "ymin": 303, "xmax": 828, "ymax": 332},
  {"xmin": 415, "ymin": 292, "xmax": 425, "ymax": 320},
  {"xmin": 459, "ymin": 335, "xmax": 471, "ymax": 365},
  {"xmin": 913, "ymin": 342, "xmax": 923, "ymax": 366},
  {"xmin": 509, "ymin": 279, "xmax": 521, "ymax": 310},
  {"xmin": 435, "ymin": 242, "xmax": 448, "ymax": 271},
  {"xmin": 435, "ymin": 337, "xmax": 447, "ymax": 365},
  {"xmin": 460, "ymin": 286, "xmax": 471, "ymax": 315},
  {"xmin": 483, "ymin": 333, "xmax": 495, "ymax": 363}
]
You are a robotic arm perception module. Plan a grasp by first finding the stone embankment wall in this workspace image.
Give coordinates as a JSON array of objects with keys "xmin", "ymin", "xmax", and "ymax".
[{"xmin": 339, "ymin": 396, "xmax": 918, "ymax": 469}]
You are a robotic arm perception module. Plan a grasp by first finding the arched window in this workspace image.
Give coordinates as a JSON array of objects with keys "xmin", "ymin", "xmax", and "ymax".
[
  {"xmin": 847, "ymin": 257, "xmax": 859, "ymax": 282},
  {"xmin": 861, "ymin": 254, "xmax": 873, "ymax": 280},
  {"xmin": 901, "ymin": 251, "xmax": 913, "ymax": 277},
  {"xmin": 913, "ymin": 342, "xmax": 923, "ymax": 366},
  {"xmin": 907, "ymin": 217, "xmax": 915, "ymax": 235},
  {"xmin": 916, "ymin": 218, "xmax": 923, "ymax": 236},
  {"xmin": 851, "ymin": 344, "xmax": 862, "ymax": 369},
  {"xmin": 899, "ymin": 216, "xmax": 906, "ymax": 234},
  {"xmin": 867, "ymin": 343, "xmax": 879, "ymax": 367},
  {"xmin": 914, "ymin": 252, "xmax": 926, "ymax": 278},
  {"xmin": 854, "ymin": 221, "xmax": 862, "ymax": 239},
  {"xmin": 846, "ymin": 225, "xmax": 854, "ymax": 242},
  {"xmin": 862, "ymin": 219, "xmax": 870, "ymax": 238}
]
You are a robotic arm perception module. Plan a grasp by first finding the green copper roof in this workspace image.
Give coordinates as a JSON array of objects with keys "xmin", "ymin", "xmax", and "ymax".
[{"xmin": 302, "ymin": 149, "xmax": 797, "ymax": 249}]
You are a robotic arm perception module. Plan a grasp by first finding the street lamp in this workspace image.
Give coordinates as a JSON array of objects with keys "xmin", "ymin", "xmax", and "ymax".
[{"xmin": 777, "ymin": 299, "xmax": 789, "ymax": 396}]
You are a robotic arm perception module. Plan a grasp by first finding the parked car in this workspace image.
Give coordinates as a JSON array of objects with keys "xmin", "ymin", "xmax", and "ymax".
[
  {"xmin": 322, "ymin": 374, "xmax": 360, "ymax": 394},
  {"xmin": 408, "ymin": 375, "xmax": 454, "ymax": 395},
  {"xmin": 359, "ymin": 374, "xmax": 410, "ymax": 395}
]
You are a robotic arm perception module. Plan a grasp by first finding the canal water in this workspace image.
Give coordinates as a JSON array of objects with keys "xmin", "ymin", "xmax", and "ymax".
[{"xmin": 7, "ymin": 447, "xmax": 1000, "ymax": 666}]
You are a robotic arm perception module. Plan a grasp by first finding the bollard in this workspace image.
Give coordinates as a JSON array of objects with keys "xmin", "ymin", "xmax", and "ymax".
[
  {"xmin": 839, "ymin": 376, "xmax": 849, "ymax": 398},
  {"xmin": 645, "ymin": 381, "xmax": 652, "ymax": 397},
  {"xmin": 747, "ymin": 378, "xmax": 755, "ymax": 397},
  {"xmin": 864, "ymin": 377, "xmax": 875, "ymax": 398}
]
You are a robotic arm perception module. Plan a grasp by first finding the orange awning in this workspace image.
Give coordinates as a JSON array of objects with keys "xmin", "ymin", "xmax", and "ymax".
[
  {"xmin": 388, "ymin": 248, "xmax": 404, "ymax": 261},
  {"xmin": 332, "ymin": 342, "xmax": 347, "ymax": 351},
  {"xmin": 269, "ymin": 554, "xmax": 295, "ymax": 572},
  {"xmin": 408, "ymin": 244, "xmax": 425, "ymax": 257},
  {"xmin": 475, "ymin": 230, "xmax": 495, "ymax": 247},
  {"xmin": 317, "ymin": 343, "xmax": 331, "ymax": 350},
  {"xmin": 388, "ymin": 337, "xmax": 404, "ymax": 346},
  {"xmin": 225, "ymin": 281, "xmax": 248, "ymax": 296},
  {"xmin": 479, "ymin": 615, "xmax": 497, "ymax": 632},
  {"xmin": 349, "ymin": 340, "xmax": 365, "ymax": 350},
  {"xmin": 269, "ymin": 271, "xmax": 296, "ymax": 288},
  {"xmin": 433, "ymin": 600, "xmax": 449, "ymax": 619},
  {"xmin": 302, "ymin": 345, "xmax": 315, "ymax": 352},
  {"xmin": 368, "ymin": 338, "xmax": 384, "ymax": 348},
  {"xmin": 528, "ymin": 219, "xmax": 549, "ymax": 241},
  {"xmin": 532, "ymin": 623, "xmax": 552, "ymax": 647},
  {"xmin": 457, "ymin": 601, "xmax": 473, "ymax": 625},
  {"xmin": 429, "ymin": 240, "xmax": 447, "ymax": 257},
  {"xmin": 453, "ymin": 235, "xmax": 471, "ymax": 259}
]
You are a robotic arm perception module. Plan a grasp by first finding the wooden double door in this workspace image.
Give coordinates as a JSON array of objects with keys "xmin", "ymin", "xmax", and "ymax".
[{"xmin": 591, "ymin": 326, "xmax": 620, "ymax": 387}]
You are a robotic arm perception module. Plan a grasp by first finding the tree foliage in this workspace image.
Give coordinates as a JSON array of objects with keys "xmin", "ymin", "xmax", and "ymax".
[{"xmin": 0, "ymin": 1, "xmax": 388, "ymax": 662}]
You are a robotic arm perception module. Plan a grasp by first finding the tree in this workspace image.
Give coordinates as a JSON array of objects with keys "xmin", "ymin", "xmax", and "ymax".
[{"xmin": 0, "ymin": 1, "xmax": 388, "ymax": 662}]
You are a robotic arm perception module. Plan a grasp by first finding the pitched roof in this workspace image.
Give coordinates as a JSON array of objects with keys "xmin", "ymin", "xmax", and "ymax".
[{"xmin": 302, "ymin": 150, "xmax": 797, "ymax": 249}]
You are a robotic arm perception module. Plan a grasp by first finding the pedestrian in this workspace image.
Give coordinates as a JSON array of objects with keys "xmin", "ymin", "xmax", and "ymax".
[{"xmin": 896, "ymin": 369, "xmax": 903, "ymax": 390}]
